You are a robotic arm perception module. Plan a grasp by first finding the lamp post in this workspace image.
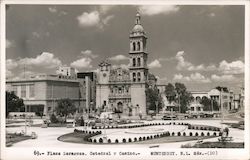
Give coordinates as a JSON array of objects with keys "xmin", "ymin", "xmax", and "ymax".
[
  {"xmin": 24, "ymin": 105, "xmax": 27, "ymax": 135},
  {"xmin": 155, "ymin": 101, "xmax": 159, "ymax": 115}
]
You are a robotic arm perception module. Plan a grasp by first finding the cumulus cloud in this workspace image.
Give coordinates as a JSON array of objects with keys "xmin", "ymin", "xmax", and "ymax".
[
  {"xmin": 109, "ymin": 55, "xmax": 129, "ymax": 61},
  {"xmin": 148, "ymin": 59, "xmax": 162, "ymax": 69},
  {"xmin": 19, "ymin": 52, "xmax": 62, "ymax": 69},
  {"xmin": 70, "ymin": 57, "xmax": 92, "ymax": 69},
  {"xmin": 32, "ymin": 32, "xmax": 40, "ymax": 38},
  {"xmin": 99, "ymin": 5, "xmax": 115, "ymax": 14},
  {"xmin": 112, "ymin": 64, "xmax": 129, "ymax": 69},
  {"xmin": 175, "ymin": 51, "xmax": 216, "ymax": 71},
  {"xmin": 49, "ymin": 7, "xmax": 57, "ymax": 13},
  {"xmin": 80, "ymin": 50, "xmax": 98, "ymax": 58},
  {"xmin": 173, "ymin": 72, "xmax": 211, "ymax": 83},
  {"xmin": 6, "ymin": 59, "xmax": 18, "ymax": 70},
  {"xmin": 218, "ymin": 60, "xmax": 244, "ymax": 74},
  {"xmin": 211, "ymin": 74, "xmax": 237, "ymax": 82},
  {"xmin": 139, "ymin": 5, "xmax": 179, "ymax": 16},
  {"xmin": 77, "ymin": 10, "xmax": 114, "ymax": 29}
]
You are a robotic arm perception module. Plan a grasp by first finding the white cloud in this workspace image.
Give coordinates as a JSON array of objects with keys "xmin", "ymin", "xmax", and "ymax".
[
  {"xmin": 77, "ymin": 11, "xmax": 114, "ymax": 29},
  {"xmin": 211, "ymin": 74, "xmax": 237, "ymax": 82},
  {"xmin": 19, "ymin": 52, "xmax": 62, "ymax": 69},
  {"xmin": 6, "ymin": 59, "xmax": 18, "ymax": 70},
  {"xmin": 218, "ymin": 60, "xmax": 244, "ymax": 74},
  {"xmin": 80, "ymin": 50, "xmax": 98, "ymax": 58},
  {"xmin": 139, "ymin": 5, "xmax": 179, "ymax": 16},
  {"xmin": 70, "ymin": 57, "xmax": 92, "ymax": 69},
  {"xmin": 32, "ymin": 32, "xmax": 40, "ymax": 38},
  {"xmin": 148, "ymin": 59, "xmax": 162, "ymax": 69},
  {"xmin": 49, "ymin": 7, "xmax": 57, "ymax": 13},
  {"xmin": 173, "ymin": 72, "xmax": 211, "ymax": 83},
  {"xmin": 77, "ymin": 11, "xmax": 101, "ymax": 28},
  {"xmin": 175, "ymin": 51, "xmax": 216, "ymax": 71},
  {"xmin": 112, "ymin": 64, "xmax": 129, "ymax": 69},
  {"xmin": 208, "ymin": 12, "xmax": 216, "ymax": 17},
  {"xmin": 102, "ymin": 15, "xmax": 114, "ymax": 25},
  {"xmin": 109, "ymin": 55, "xmax": 129, "ymax": 61},
  {"xmin": 99, "ymin": 5, "xmax": 114, "ymax": 14}
]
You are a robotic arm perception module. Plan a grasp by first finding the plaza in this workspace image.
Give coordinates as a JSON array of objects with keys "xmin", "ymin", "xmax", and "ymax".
[{"xmin": 6, "ymin": 118, "xmax": 244, "ymax": 148}]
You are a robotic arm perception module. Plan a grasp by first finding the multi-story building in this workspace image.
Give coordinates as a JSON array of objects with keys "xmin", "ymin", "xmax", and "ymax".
[
  {"xmin": 96, "ymin": 13, "xmax": 155, "ymax": 116},
  {"xmin": 6, "ymin": 74, "xmax": 81, "ymax": 116}
]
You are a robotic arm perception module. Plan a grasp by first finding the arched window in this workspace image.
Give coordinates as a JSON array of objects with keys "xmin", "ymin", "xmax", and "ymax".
[
  {"xmin": 133, "ymin": 73, "xmax": 136, "ymax": 82},
  {"xmin": 137, "ymin": 41, "xmax": 141, "ymax": 51},
  {"xmin": 137, "ymin": 57, "xmax": 141, "ymax": 67},
  {"xmin": 132, "ymin": 58, "xmax": 136, "ymax": 67},
  {"xmin": 137, "ymin": 72, "xmax": 141, "ymax": 82},
  {"xmin": 133, "ymin": 42, "xmax": 136, "ymax": 51}
]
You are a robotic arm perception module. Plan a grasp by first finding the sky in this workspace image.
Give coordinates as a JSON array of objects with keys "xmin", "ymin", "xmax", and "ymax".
[{"xmin": 5, "ymin": 5, "xmax": 245, "ymax": 93}]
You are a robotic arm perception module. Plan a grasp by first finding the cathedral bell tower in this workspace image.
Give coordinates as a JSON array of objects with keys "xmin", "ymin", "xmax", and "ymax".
[{"xmin": 129, "ymin": 12, "xmax": 148, "ymax": 83}]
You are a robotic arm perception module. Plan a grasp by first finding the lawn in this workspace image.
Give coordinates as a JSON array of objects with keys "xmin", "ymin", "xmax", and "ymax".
[
  {"xmin": 182, "ymin": 142, "xmax": 244, "ymax": 148},
  {"xmin": 6, "ymin": 133, "xmax": 31, "ymax": 147}
]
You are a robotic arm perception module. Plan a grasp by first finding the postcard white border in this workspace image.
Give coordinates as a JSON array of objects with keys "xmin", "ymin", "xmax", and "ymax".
[{"xmin": 1, "ymin": 0, "xmax": 249, "ymax": 160}]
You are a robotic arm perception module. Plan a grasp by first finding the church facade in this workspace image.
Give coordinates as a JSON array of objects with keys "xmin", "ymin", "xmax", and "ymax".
[{"xmin": 96, "ymin": 13, "xmax": 155, "ymax": 116}]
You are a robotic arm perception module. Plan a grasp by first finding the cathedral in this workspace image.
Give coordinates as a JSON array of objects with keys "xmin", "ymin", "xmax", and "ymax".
[{"xmin": 96, "ymin": 13, "xmax": 156, "ymax": 116}]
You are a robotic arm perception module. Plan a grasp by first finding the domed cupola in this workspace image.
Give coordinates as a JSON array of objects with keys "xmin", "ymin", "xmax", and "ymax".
[{"xmin": 131, "ymin": 12, "xmax": 145, "ymax": 34}]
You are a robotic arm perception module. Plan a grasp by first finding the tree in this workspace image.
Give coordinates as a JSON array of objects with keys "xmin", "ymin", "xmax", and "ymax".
[
  {"xmin": 165, "ymin": 83, "xmax": 176, "ymax": 103},
  {"xmin": 216, "ymin": 86, "xmax": 229, "ymax": 93},
  {"xmin": 56, "ymin": 98, "xmax": 76, "ymax": 123},
  {"xmin": 6, "ymin": 91, "xmax": 24, "ymax": 117},
  {"xmin": 175, "ymin": 83, "xmax": 192, "ymax": 113},
  {"xmin": 200, "ymin": 97, "xmax": 211, "ymax": 111},
  {"xmin": 146, "ymin": 87, "xmax": 163, "ymax": 113}
]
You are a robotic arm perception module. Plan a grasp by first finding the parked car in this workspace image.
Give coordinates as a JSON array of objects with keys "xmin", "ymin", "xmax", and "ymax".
[{"xmin": 162, "ymin": 115, "xmax": 177, "ymax": 120}]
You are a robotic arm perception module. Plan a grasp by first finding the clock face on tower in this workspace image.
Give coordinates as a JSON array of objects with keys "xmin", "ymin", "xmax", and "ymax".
[{"xmin": 103, "ymin": 73, "xmax": 107, "ymax": 77}]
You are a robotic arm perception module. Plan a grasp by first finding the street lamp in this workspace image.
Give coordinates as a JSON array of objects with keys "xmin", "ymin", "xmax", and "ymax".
[{"xmin": 155, "ymin": 101, "xmax": 159, "ymax": 114}]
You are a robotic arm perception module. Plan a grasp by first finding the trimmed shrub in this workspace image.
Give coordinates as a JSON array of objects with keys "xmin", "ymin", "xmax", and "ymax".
[
  {"xmin": 150, "ymin": 135, "xmax": 153, "ymax": 139},
  {"xmin": 183, "ymin": 132, "xmax": 186, "ymax": 136},
  {"xmin": 154, "ymin": 135, "xmax": 157, "ymax": 138},
  {"xmin": 134, "ymin": 137, "xmax": 137, "ymax": 142},
  {"xmin": 192, "ymin": 126, "xmax": 195, "ymax": 129},
  {"xmin": 178, "ymin": 132, "xmax": 181, "ymax": 136},
  {"xmin": 172, "ymin": 132, "xmax": 175, "ymax": 136},
  {"xmin": 201, "ymin": 132, "xmax": 204, "ymax": 136},
  {"xmin": 173, "ymin": 122, "xmax": 176, "ymax": 125},
  {"xmin": 143, "ymin": 137, "xmax": 146, "ymax": 141},
  {"xmin": 93, "ymin": 139, "xmax": 97, "ymax": 143},
  {"xmin": 99, "ymin": 138, "xmax": 103, "ymax": 143},
  {"xmin": 213, "ymin": 132, "xmax": 217, "ymax": 136},
  {"xmin": 200, "ymin": 127, "xmax": 203, "ymax": 130},
  {"xmin": 219, "ymin": 132, "xmax": 222, "ymax": 136},
  {"xmin": 147, "ymin": 136, "xmax": 150, "ymax": 140},
  {"xmin": 139, "ymin": 137, "xmax": 142, "ymax": 141},
  {"xmin": 166, "ymin": 132, "xmax": 170, "ymax": 136},
  {"xmin": 89, "ymin": 139, "xmax": 92, "ymax": 142},
  {"xmin": 115, "ymin": 139, "xmax": 119, "ymax": 143},
  {"xmin": 195, "ymin": 132, "xmax": 199, "ymax": 136},
  {"xmin": 108, "ymin": 139, "xmax": 111, "ymax": 143},
  {"xmin": 189, "ymin": 132, "xmax": 193, "ymax": 136},
  {"xmin": 123, "ymin": 138, "xmax": 126, "ymax": 143},
  {"xmin": 128, "ymin": 138, "xmax": 132, "ymax": 142},
  {"xmin": 196, "ymin": 126, "xmax": 199, "ymax": 130},
  {"xmin": 207, "ymin": 132, "xmax": 210, "ymax": 136}
]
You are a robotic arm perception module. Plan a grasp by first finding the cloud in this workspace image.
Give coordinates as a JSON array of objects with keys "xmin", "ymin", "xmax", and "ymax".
[
  {"xmin": 112, "ymin": 64, "xmax": 129, "ymax": 69},
  {"xmin": 6, "ymin": 59, "xmax": 18, "ymax": 70},
  {"xmin": 175, "ymin": 51, "xmax": 216, "ymax": 71},
  {"xmin": 77, "ymin": 11, "xmax": 101, "ymax": 27},
  {"xmin": 211, "ymin": 74, "xmax": 237, "ymax": 82},
  {"xmin": 32, "ymin": 32, "xmax": 40, "ymax": 38},
  {"xmin": 218, "ymin": 60, "xmax": 244, "ymax": 74},
  {"xmin": 70, "ymin": 57, "xmax": 92, "ymax": 69},
  {"xmin": 148, "ymin": 59, "xmax": 162, "ymax": 69},
  {"xmin": 99, "ymin": 5, "xmax": 115, "ymax": 14},
  {"xmin": 6, "ymin": 39, "xmax": 13, "ymax": 48},
  {"xmin": 102, "ymin": 15, "xmax": 114, "ymax": 25},
  {"xmin": 77, "ymin": 11, "xmax": 114, "ymax": 29},
  {"xmin": 80, "ymin": 50, "xmax": 98, "ymax": 58},
  {"xmin": 208, "ymin": 12, "xmax": 216, "ymax": 17},
  {"xmin": 49, "ymin": 7, "xmax": 57, "ymax": 13},
  {"xmin": 109, "ymin": 55, "xmax": 129, "ymax": 61},
  {"xmin": 19, "ymin": 52, "xmax": 62, "ymax": 69},
  {"xmin": 139, "ymin": 5, "xmax": 179, "ymax": 16},
  {"xmin": 173, "ymin": 72, "xmax": 211, "ymax": 83}
]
